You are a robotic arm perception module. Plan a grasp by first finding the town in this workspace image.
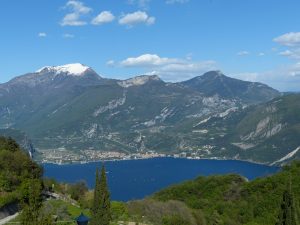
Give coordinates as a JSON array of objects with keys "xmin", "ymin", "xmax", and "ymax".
[{"xmin": 36, "ymin": 145, "xmax": 217, "ymax": 164}]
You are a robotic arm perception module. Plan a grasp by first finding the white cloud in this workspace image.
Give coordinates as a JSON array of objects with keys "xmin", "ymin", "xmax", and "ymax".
[
  {"xmin": 38, "ymin": 32, "xmax": 47, "ymax": 37},
  {"xmin": 287, "ymin": 62, "xmax": 300, "ymax": 77},
  {"xmin": 258, "ymin": 52, "xmax": 265, "ymax": 56},
  {"xmin": 279, "ymin": 49, "xmax": 300, "ymax": 60},
  {"xmin": 119, "ymin": 11, "xmax": 155, "ymax": 26},
  {"xmin": 237, "ymin": 51, "xmax": 250, "ymax": 56},
  {"xmin": 166, "ymin": 0, "xmax": 189, "ymax": 4},
  {"xmin": 279, "ymin": 50, "xmax": 293, "ymax": 56},
  {"xmin": 269, "ymin": 32, "xmax": 300, "ymax": 91},
  {"xmin": 92, "ymin": 11, "xmax": 115, "ymax": 25},
  {"xmin": 273, "ymin": 32, "xmax": 300, "ymax": 47},
  {"xmin": 120, "ymin": 54, "xmax": 179, "ymax": 67},
  {"xmin": 128, "ymin": 0, "xmax": 151, "ymax": 9},
  {"xmin": 63, "ymin": 33, "xmax": 75, "ymax": 38},
  {"xmin": 232, "ymin": 63, "xmax": 300, "ymax": 92},
  {"xmin": 116, "ymin": 54, "xmax": 217, "ymax": 81},
  {"xmin": 232, "ymin": 72, "xmax": 259, "ymax": 82},
  {"xmin": 150, "ymin": 61, "xmax": 217, "ymax": 81},
  {"xmin": 60, "ymin": 0, "xmax": 92, "ymax": 26},
  {"xmin": 106, "ymin": 60, "xmax": 116, "ymax": 66}
]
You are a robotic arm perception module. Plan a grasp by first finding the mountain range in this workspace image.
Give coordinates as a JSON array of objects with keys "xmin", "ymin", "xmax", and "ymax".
[{"xmin": 1, "ymin": 63, "xmax": 299, "ymax": 165}]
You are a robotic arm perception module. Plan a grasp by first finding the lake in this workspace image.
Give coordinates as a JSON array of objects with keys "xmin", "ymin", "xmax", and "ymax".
[{"xmin": 43, "ymin": 157, "xmax": 279, "ymax": 202}]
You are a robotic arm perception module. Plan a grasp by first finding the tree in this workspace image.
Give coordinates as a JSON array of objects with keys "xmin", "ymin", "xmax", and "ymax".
[
  {"xmin": 91, "ymin": 165, "xmax": 111, "ymax": 225},
  {"xmin": 20, "ymin": 180, "xmax": 43, "ymax": 225},
  {"xmin": 69, "ymin": 180, "xmax": 88, "ymax": 201},
  {"xmin": 91, "ymin": 167, "xmax": 100, "ymax": 224},
  {"xmin": 20, "ymin": 179, "xmax": 54, "ymax": 225},
  {"xmin": 276, "ymin": 178, "xmax": 297, "ymax": 225}
]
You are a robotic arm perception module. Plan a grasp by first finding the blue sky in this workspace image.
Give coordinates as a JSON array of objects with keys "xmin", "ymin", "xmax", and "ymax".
[{"xmin": 1, "ymin": 0, "xmax": 300, "ymax": 91}]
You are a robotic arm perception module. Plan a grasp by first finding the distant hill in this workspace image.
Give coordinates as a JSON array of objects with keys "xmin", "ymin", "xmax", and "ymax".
[
  {"xmin": 189, "ymin": 93, "xmax": 300, "ymax": 164},
  {"xmin": 180, "ymin": 71, "xmax": 279, "ymax": 104},
  {"xmin": 0, "ymin": 64, "xmax": 282, "ymax": 163}
]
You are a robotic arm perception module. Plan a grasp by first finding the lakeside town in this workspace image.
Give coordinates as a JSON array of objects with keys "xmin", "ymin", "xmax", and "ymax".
[{"xmin": 36, "ymin": 146, "xmax": 216, "ymax": 164}]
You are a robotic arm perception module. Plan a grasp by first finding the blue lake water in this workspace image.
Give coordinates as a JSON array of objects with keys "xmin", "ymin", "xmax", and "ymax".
[{"xmin": 43, "ymin": 157, "xmax": 279, "ymax": 202}]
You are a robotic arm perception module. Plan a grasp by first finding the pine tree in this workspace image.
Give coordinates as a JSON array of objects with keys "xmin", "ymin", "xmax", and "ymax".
[{"xmin": 91, "ymin": 165, "xmax": 111, "ymax": 225}]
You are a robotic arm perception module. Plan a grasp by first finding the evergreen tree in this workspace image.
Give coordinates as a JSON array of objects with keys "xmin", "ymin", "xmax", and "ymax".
[
  {"xmin": 276, "ymin": 178, "xmax": 297, "ymax": 225},
  {"xmin": 91, "ymin": 168, "xmax": 100, "ymax": 225},
  {"xmin": 91, "ymin": 165, "xmax": 111, "ymax": 225}
]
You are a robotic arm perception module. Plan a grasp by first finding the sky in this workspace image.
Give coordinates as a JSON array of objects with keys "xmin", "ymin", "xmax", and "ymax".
[{"xmin": 0, "ymin": 0, "xmax": 300, "ymax": 91}]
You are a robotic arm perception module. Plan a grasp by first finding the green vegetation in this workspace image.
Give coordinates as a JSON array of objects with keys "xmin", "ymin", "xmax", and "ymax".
[
  {"xmin": 127, "ymin": 161, "xmax": 300, "ymax": 225},
  {"xmin": 91, "ymin": 165, "xmax": 111, "ymax": 225},
  {"xmin": 0, "ymin": 136, "xmax": 42, "ymax": 207},
  {"xmin": 20, "ymin": 180, "xmax": 54, "ymax": 225},
  {"xmin": 275, "ymin": 181, "xmax": 298, "ymax": 225}
]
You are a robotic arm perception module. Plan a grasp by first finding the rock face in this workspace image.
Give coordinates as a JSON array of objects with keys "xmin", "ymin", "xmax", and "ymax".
[
  {"xmin": 0, "ymin": 64, "xmax": 284, "ymax": 163},
  {"xmin": 194, "ymin": 93, "xmax": 300, "ymax": 164},
  {"xmin": 118, "ymin": 75, "xmax": 162, "ymax": 88}
]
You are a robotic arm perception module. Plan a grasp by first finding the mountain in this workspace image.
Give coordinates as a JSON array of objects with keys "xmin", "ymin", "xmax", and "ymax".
[
  {"xmin": 189, "ymin": 93, "xmax": 300, "ymax": 164},
  {"xmin": 180, "ymin": 71, "xmax": 280, "ymax": 104},
  {"xmin": 231, "ymin": 94, "xmax": 300, "ymax": 164},
  {"xmin": 0, "ymin": 64, "xmax": 281, "ymax": 162}
]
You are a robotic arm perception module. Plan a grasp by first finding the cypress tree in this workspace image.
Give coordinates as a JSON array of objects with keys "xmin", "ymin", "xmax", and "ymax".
[
  {"xmin": 91, "ymin": 165, "xmax": 111, "ymax": 225},
  {"xmin": 276, "ymin": 177, "xmax": 297, "ymax": 225},
  {"xmin": 99, "ymin": 164, "xmax": 111, "ymax": 225},
  {"xmin": 91, "ymin": 168, "xmax": 101, "ymax": 225}
]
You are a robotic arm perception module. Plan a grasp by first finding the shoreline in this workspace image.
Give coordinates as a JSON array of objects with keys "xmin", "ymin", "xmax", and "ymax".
[{"xmin": 39, "ymin": 156, "xmax": 279, "ymax": 167}]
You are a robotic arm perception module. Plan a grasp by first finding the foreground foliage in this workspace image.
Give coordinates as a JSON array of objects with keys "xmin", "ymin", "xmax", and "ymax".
[
  {"xmin": 128, "ymin": 162, "xmax": 300, "ymax": 225},
  {"xmin": 0, "ymin": 136, "xmax": 42, "ymax": 207}
]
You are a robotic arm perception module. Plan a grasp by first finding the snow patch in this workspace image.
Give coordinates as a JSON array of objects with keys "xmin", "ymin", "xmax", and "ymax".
[{"xmin": 36, "ymin": 63, "xmax": 90, "ymax": 76}]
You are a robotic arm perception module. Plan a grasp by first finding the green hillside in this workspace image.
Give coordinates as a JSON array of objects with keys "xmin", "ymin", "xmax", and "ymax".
[
  {"xmin": 127, "ymin": 161, "xmax": 300, "ymax": 225},
  {"xmin": 0, "ymin": 136, "xmax": 42, "ymax": 207}
]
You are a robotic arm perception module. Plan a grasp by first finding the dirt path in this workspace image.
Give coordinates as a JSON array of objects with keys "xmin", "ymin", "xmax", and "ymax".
[{"xmin": 0, "ymin": 212, "xmax": 19, "ymax": 225}]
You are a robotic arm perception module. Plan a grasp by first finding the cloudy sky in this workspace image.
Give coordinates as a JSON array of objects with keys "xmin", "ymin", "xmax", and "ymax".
[{"xmin": 0, "ymin": 0, "xmax": 300, "ymax": 91}]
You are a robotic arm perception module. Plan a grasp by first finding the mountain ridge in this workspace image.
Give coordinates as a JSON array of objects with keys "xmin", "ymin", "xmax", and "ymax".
[{"xmin": 0, "ymin": 63, "xmax": 285, "ymax": 164}]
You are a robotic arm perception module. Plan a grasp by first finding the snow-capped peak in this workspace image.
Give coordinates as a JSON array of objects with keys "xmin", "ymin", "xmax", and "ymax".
[{"xmin": 36, "ymin": 63, "xmax": 90, "ymax": 76}]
